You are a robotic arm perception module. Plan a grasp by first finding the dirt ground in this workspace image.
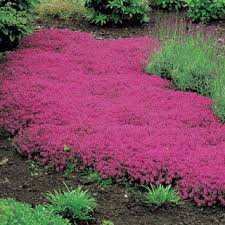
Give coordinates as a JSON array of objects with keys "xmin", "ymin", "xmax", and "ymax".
[{"xmin": 1, "ymin": 9, "xmax": 225, "ymax": 225}]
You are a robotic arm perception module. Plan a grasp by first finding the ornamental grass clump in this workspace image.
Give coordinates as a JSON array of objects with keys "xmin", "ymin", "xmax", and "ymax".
[
  {"xmin": 45, "ymin": 185, "xmax": 96, "ymax": 222},
  {"xmin": 145, "ymin": 185, "xmax": 181, "ymax": 207},
  {"xmin": 146, "ymin": 21, "xmax": 225, "ymax": 122}
]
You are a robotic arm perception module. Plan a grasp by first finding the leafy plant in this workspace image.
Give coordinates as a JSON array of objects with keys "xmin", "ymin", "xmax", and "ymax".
[
  {"xmin": 157, "ymin": 0, "xmax": 186, "ymax": 10},
  {"xmin": 45, "ymin": 184, "xmax": 96, "ymax": 221},
  {"xmin": 101, "ymin": 220, "xmax": 115, "ymax": 225},
  {"xmin": 84, "ymin": 171, "xmax": 114, "ymax": 187},
  {"xmin": 184, "ymin": 0, "xmax": 225, "ymax": 22},
  {"xmin": 144, "ymin": 185, "xmax": 181, "ymax": 207},
  {"xmin": 0, "ymin": 198, "xmax": 70, "ymax": 225},
  {"xmin": 84, "ymin": 0, "xmax": 150, "ymax": 26},
  {"xmin": 0, "ymin": 5, "xmax": 33, "ymax": 51},
  {"xmin": 0, "ymin": 0, "xmax": 37, "ymax": 11}
]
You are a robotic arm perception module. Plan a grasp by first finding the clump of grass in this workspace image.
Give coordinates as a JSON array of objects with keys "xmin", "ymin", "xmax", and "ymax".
[
  {"xmin": 145, "ymin": 185, "xmax": 181, "ymax": 207},
  {"xmin": 146, "ymin": 19, "xmax": 225, "ymax": 122},
  {"xmin": 35, "ymin": 0, "xmax": 86, "ymax": 21},
  {"xmin": 45, "ymin": 184, "xmax": 96, "ymax": 222}
]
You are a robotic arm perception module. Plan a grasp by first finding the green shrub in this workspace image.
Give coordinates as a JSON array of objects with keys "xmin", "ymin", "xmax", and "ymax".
[
  {"xmin": 185, "ymin": 0, "xmax": 225, "ymax": 22},
  {"xmin": 0, "ymin": 198, "xmax": 70, "ymax": 225},
  {"xmin": 0, "ymin": 5, "xmax": 33, "ymax": 51},
  {"xmin": 35, "ymin": 0, "xmax": 86, "ymax": 21},
  {"xmin": 45, "ymin": 185, "xmax": 96, "ymax": 221},
  {"xmin": 145, "ymin": 185, "xmax": 181, "ymax": 207},
  {"xmin": 84, "ymin": 0, "xmax": 150, "ymax": 26},
  {"xmin": 157, "ymin": 0, "xmax": 186, "ymax": 10}
]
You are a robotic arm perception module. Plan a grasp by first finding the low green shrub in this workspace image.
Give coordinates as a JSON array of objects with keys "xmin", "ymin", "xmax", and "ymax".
[
  {"xmin": 144, "ymin": 185, "xmax": 181, "ymax": 207},
  {"xmin": 84, "ymin": 0, "xmax": 150, "ymax": 26},
  {"xmin": 0, "ymin": 198, "xmax": 70, "ymax": 225},
  {"xmin": 35, "ymin": 0, "xmax": 86, "ymax": 21},
  {"xmin": 45, "ymin": 185, "xmax": 96, "ymax": 221},
  {"xmin": 185, "ymin": 0, "xmax": 225, "ymax": 22},
  {"xmin": 0, "ymin": 0, "xmax": 36, "ymax": 11}
]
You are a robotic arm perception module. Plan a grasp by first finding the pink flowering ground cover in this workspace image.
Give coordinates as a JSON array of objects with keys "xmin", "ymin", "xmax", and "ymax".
[{"xmin": 0, "ymin": 29, "xmax": 225, "ymax": 206}]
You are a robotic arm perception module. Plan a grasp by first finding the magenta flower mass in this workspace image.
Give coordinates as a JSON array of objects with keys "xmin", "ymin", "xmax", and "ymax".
[{"xmin": 0, "ymin": 30, "xmax": 225, "ymax": 206}]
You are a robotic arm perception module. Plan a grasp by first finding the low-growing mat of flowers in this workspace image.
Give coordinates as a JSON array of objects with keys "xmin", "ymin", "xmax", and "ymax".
[{"xmin": 0, "ymin": 29, "xmax": 225, "ymax": 206}]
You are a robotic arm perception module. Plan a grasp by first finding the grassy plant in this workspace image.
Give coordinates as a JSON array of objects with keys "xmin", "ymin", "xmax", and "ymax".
[
  {"xmin": 145, "ymin": 185, "xmax": 181, "ymax": 207},
  {"xmin": 45, "ymin": 184, "xmax": 96, "ymax": 221},
  {"xmin": 0, "ymin": 198, "xmax": 70, "ymax": 225},
  {"xmin": 212, "ymin": 56, "xmax": 225, "ymax": 122},
  {"xmin": 35, "ymin": 0, "xmax": 86, "ymax": 21},
  {"xmin": 146, "ymin": 20, "xmax": 225, "ymax": 122}
]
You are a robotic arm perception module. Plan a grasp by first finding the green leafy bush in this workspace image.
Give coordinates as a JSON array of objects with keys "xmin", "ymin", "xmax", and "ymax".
[
  {"xmin": 0, "ymin": 5, "xmax": 33, "ymax": 51},
  {"xmin": 84, "ymin": 0, "xmax": 150, "ymax": 26},
  {"xmin": 0, "ymin": 198, "xmax": 70, "ymax": 225},
  {"xmin": 35, "ymin": 0, "xmax": 86, "ymax": 21},
  {"xmin": 157, "ymin": 0, "xmax": 186, "ymax": 10},
  {"xmin": 0, "ymin": 0, "xmax": 36, "ymax": 11},
  {"xmin": 145, "ymin": 185, "xmax": 181, "ymax": 207},
  {"xmin": 45, "ymin": 185, "xmax": 96, "ymax": 221},
  {"xmin": 185, "ymin": 0, "xmax": 225, "ymax": 22}
]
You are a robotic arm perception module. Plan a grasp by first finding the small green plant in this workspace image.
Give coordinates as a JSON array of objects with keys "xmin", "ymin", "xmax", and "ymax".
[
  {"xmin": 101, "ymin": 220, "xmax": 115, "ymax": 225},
  {"xmin": 144, "ymin": 185, "xmax": 181, "ymax": 207},
  {"xmin": 45, "ymin": 184, "xmax": 96, "ymax": 222},
  {"xmin": 84, "ymin": 0, "xmax": 150, "ymax": 26},
  {"xmin": 0, "ymin": 198, "xmax": 70, "ymax": 225},
  {"xmin": 85, "ymin": 171, "xmax": 114, "ymax": 187}
]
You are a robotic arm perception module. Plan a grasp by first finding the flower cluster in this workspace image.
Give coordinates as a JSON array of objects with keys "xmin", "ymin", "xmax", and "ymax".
[{"xmin": 0, "ymin": 30, "xmax": 225, "ymax": 206}]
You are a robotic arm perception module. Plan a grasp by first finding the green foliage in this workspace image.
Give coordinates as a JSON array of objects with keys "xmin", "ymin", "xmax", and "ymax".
[
  {"xmin": 184, "ymin": 0, "xmax": 225, "ymax": 22},
  {"xmin": 0, "ymin": 0, "xmax": 37, "ymax": 11},
  {"xmin": 84, "ymin": 171, "xmax": 114, "ymax": 186},
  {"xmin": 144, "ymin": 185, "xmax": 181, "ymax": 207},
  {"xmin": 0, "ymin": 5, "xmax": 33, "ymax": 51},
  {"xmin": 101, "ymin": 220, "xmax": 115, "ymax": 225},
  {"xmin": 35, "ymin": 0, "xmax": 86, "ymax": 21},
  {"xmin": 84, "ymin": 0, "xmax": 150, "ymax": 26},
  {"xmin": 146, "ymin": 25, "xmax": 225, "ymax": 122},
  {"xmin": 0, "ymin": 0, "xmax": 36, "ymax": 52},
  {"xmin": 0, "ymin": 198, "xmax": 70, "ymax": 225},
  {"xmin": 45, "ymin": 185, "xmax": 96, "ymax": 221},
  {"xmin": 157, "ymin": 0, "xmax": 186, "ymax": 10}
]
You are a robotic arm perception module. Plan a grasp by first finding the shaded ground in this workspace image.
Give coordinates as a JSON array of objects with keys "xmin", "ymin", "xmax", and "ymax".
[
  {"xmin": 35, "ymin": 9, "xmax": 225, "ymax": 44},
  {"xmin": 1, "ymin": 132, "xmax": 225, "ymax": 225}
]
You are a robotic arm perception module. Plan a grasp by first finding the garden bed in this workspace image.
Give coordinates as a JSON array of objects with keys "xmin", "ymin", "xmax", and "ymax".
[{"xmin": 1, "ymin": 133, "xmax": 225, "ymax": 225}]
